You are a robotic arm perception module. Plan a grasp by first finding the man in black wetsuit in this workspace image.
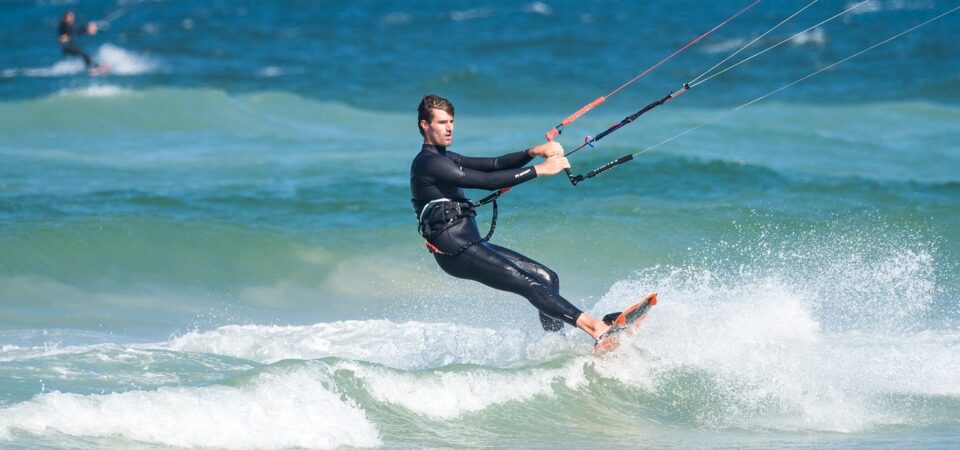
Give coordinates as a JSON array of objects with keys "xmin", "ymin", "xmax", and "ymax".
[
  {"xmin": 410, "ymin": 95, "xmax": 613, "ymax": 341},
  {"xmin": 58, "ymin": 11, "xmax": 101, "ymax": 72}
]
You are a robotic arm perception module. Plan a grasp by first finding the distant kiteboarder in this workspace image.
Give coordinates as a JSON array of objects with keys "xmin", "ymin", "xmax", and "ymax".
[{"xmin": 58, "ymin": 11, "xmax": 109, "ymax": 75}]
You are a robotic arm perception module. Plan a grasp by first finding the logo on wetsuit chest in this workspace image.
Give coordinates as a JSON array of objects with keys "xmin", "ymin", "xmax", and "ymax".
[{"xmin": 514, "ymin": 169, "xmax": 531, "ymax": 179}]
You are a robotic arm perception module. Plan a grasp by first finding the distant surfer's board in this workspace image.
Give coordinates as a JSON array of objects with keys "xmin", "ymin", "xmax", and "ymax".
[
  {"xmin": 594, "ymin": 292, "xmax": 657, "ymax": 354},
  {"xmin": 89, "ymin": 64, "xmax": 111, "ymax": 76}
]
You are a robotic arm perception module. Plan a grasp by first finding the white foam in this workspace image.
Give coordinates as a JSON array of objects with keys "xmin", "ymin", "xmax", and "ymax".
[
  {"xmin": 847, "ymin": 0, "xmax": 884, "ymax": 14},
  {"xmin": 4, "ymin": 44, "xmax": 157, "ymax": 78},
  {"xmin": 338, "ymin": 359, "xmax": 586, "ymax": 420},
  {"xmin": 584, "ymin": 243, "xmax": 959, "ymax": 433},
  {"xmin": 0, "ymin": 365, "xmax": 380, "ymax": 448},
  {"xmin": 846, "ymin": 0, "xmax": 935, "ymax": 15},
  {"xmin": 701, "ymin": 38, "xmax": 748, "ymax": 54},
  {"xmin": 790, "ymin": 27, "xmax": 827, "ymax": 46},
  {"xmin": 0, "ymin": 341, "xmax": 76, "ymax": 363},
  {"xmin": 167, "ymin": 319, "xmax": 577, "ymax": 370},
  {"xmin": 19, "ymin": 59, "xmax": 86, "ymax": 77},
  {"xmin": 524, "ymin": 2, "xmax": 554, "ymax": 15},
  {"xmin": 56, "ymin": 84, "xmax": 131, "ymax": 97},
  {"xmin": 93, "ymin": 44, "xmax": 159, "ymax": 75},
  {"xmin": 257, "ymin": 65, "xmax": 284, "ymax": 77},
  {"xmin": 0, "ymin": 343, "xmax": 96, "ymax": 361},
  {"xmin": 450, "ymin": 8, "xmax": 493, "ymax": 22}
]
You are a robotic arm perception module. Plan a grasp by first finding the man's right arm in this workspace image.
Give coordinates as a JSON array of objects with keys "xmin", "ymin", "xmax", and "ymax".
[
  {"xmin": 58, "ymin": 23, "xmax": 71, "ymax": 43},
  {"xmin": 424, "ymin": 153, "xmax": 538, "ymax": 191}
]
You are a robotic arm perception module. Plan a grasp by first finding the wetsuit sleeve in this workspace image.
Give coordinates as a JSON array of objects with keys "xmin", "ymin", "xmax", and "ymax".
[
  {"xmin": 425, "ymin": 153, "xmax": 537, "ymax": 191},
  {"xmin": 58, "ymin": 23, "xmax": 88, "ymax": 41},
  {"xmin": 450, "ymin": 150, "xmax": 534, "ymax": 172}
]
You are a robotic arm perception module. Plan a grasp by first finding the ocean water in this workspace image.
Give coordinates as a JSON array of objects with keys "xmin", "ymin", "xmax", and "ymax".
[{"xmin": 1, "ymin": 0, "xmax": 959, "ymax": 448}]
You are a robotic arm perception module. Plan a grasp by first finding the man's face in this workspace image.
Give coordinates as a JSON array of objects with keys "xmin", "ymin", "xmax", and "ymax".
[
  {"xmin": 421, "ymin": 109, "xmax": 454, "ymax": 147},
  {"xmin": 65, "ymin": 12, "xmax": 75, "ymax": 24}
]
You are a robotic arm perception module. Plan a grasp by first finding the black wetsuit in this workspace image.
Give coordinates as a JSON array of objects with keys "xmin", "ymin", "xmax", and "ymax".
[
  {"xmin": 58, "ymin": 20, "xmax": 97, "ymax": 69},
  {"xmin": 410, "ymin": 144, "xmax": 583, "ymax": 331}
]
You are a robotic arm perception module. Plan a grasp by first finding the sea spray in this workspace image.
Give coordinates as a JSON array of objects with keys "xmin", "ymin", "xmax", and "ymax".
[{"xmin": 0, "ymin": 363, "xmax": 381, "ymax": 448}]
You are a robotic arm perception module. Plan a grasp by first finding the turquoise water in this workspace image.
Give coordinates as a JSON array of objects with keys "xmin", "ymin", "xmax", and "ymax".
[{"xmin": 2, "ymin": 1, "xmax": 959, "ymax": 448}]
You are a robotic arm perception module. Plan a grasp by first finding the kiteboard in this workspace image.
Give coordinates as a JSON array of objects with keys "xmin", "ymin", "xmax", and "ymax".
[
  {"xmin": 88, "ymin": 64, "xmax": 111, "ymax": 76},
  {"xmin": 594, "ymin": 292, "xmax": 657, "ymax": 354}
]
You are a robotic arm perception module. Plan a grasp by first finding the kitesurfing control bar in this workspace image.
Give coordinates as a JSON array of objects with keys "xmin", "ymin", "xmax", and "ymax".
[
  {"xmin": 568, "ymin": 155, "xmax": 634, "ymax": 186},
  {"xmin": 569, "ymin": 84, "xmax": 690, "ymax": 158},
  {"xmin": 564, "ymin": 83, "xmax": 690, "ymax": 185}
]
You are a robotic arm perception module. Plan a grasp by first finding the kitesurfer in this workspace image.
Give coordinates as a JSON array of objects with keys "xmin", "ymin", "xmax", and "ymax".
[
  {"xmin": 58, "ymin": 11, "xmax": 103, "ymax": 74},
  {"xmin": 410, "ymin": 94, "xmax": 614, "ymax": 340}
]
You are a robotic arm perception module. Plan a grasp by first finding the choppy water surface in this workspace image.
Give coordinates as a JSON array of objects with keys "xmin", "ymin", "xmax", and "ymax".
[{"xmin": 1, "ymin": 1, "xmax": 958, "ymax": 448}]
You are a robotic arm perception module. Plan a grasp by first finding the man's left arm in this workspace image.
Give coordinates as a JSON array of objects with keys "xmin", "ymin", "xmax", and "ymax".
[
  {"xmin": 455, "ymin": 150, "xmax": 533, "ymax": 172},
  {"xmin": 455, "ymin": 141, "xmax": 562, "ymax": 172}
]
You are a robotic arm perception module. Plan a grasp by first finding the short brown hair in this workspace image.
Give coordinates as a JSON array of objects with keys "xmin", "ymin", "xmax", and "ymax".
[{"xmin": 417, "ymin": 95, "xmax": 454, "ymax": 136}]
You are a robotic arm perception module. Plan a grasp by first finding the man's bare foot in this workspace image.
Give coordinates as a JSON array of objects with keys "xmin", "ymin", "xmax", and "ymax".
[{"xmin": 576, "ymin": 313, "xmax": 612, "ymax": 340}]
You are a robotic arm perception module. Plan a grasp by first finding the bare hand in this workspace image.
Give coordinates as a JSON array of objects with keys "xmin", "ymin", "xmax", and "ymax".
[
  {"xmin": 528, "ymin": 141, "xmax": 563, "ymax": 159},
  {"xmin": 87, "ymin": 22, "xmax": 98, "ymax": 35},
  {"xmin": 534, "ymin": 155, "xmax": 570, "ymax": 176}
]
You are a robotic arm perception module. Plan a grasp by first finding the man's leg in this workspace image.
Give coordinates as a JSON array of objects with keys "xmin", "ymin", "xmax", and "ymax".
[
  {"xmin": 485, "ymin": 244, "xmax": 565, "ymax": 332},
  {"xmin": 435, "ymin": 243, "xmax": 582, "ymax": 327},
  {"xmin": 63, "ymin": 43, "xmax": 96, "ymax": 69}
]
